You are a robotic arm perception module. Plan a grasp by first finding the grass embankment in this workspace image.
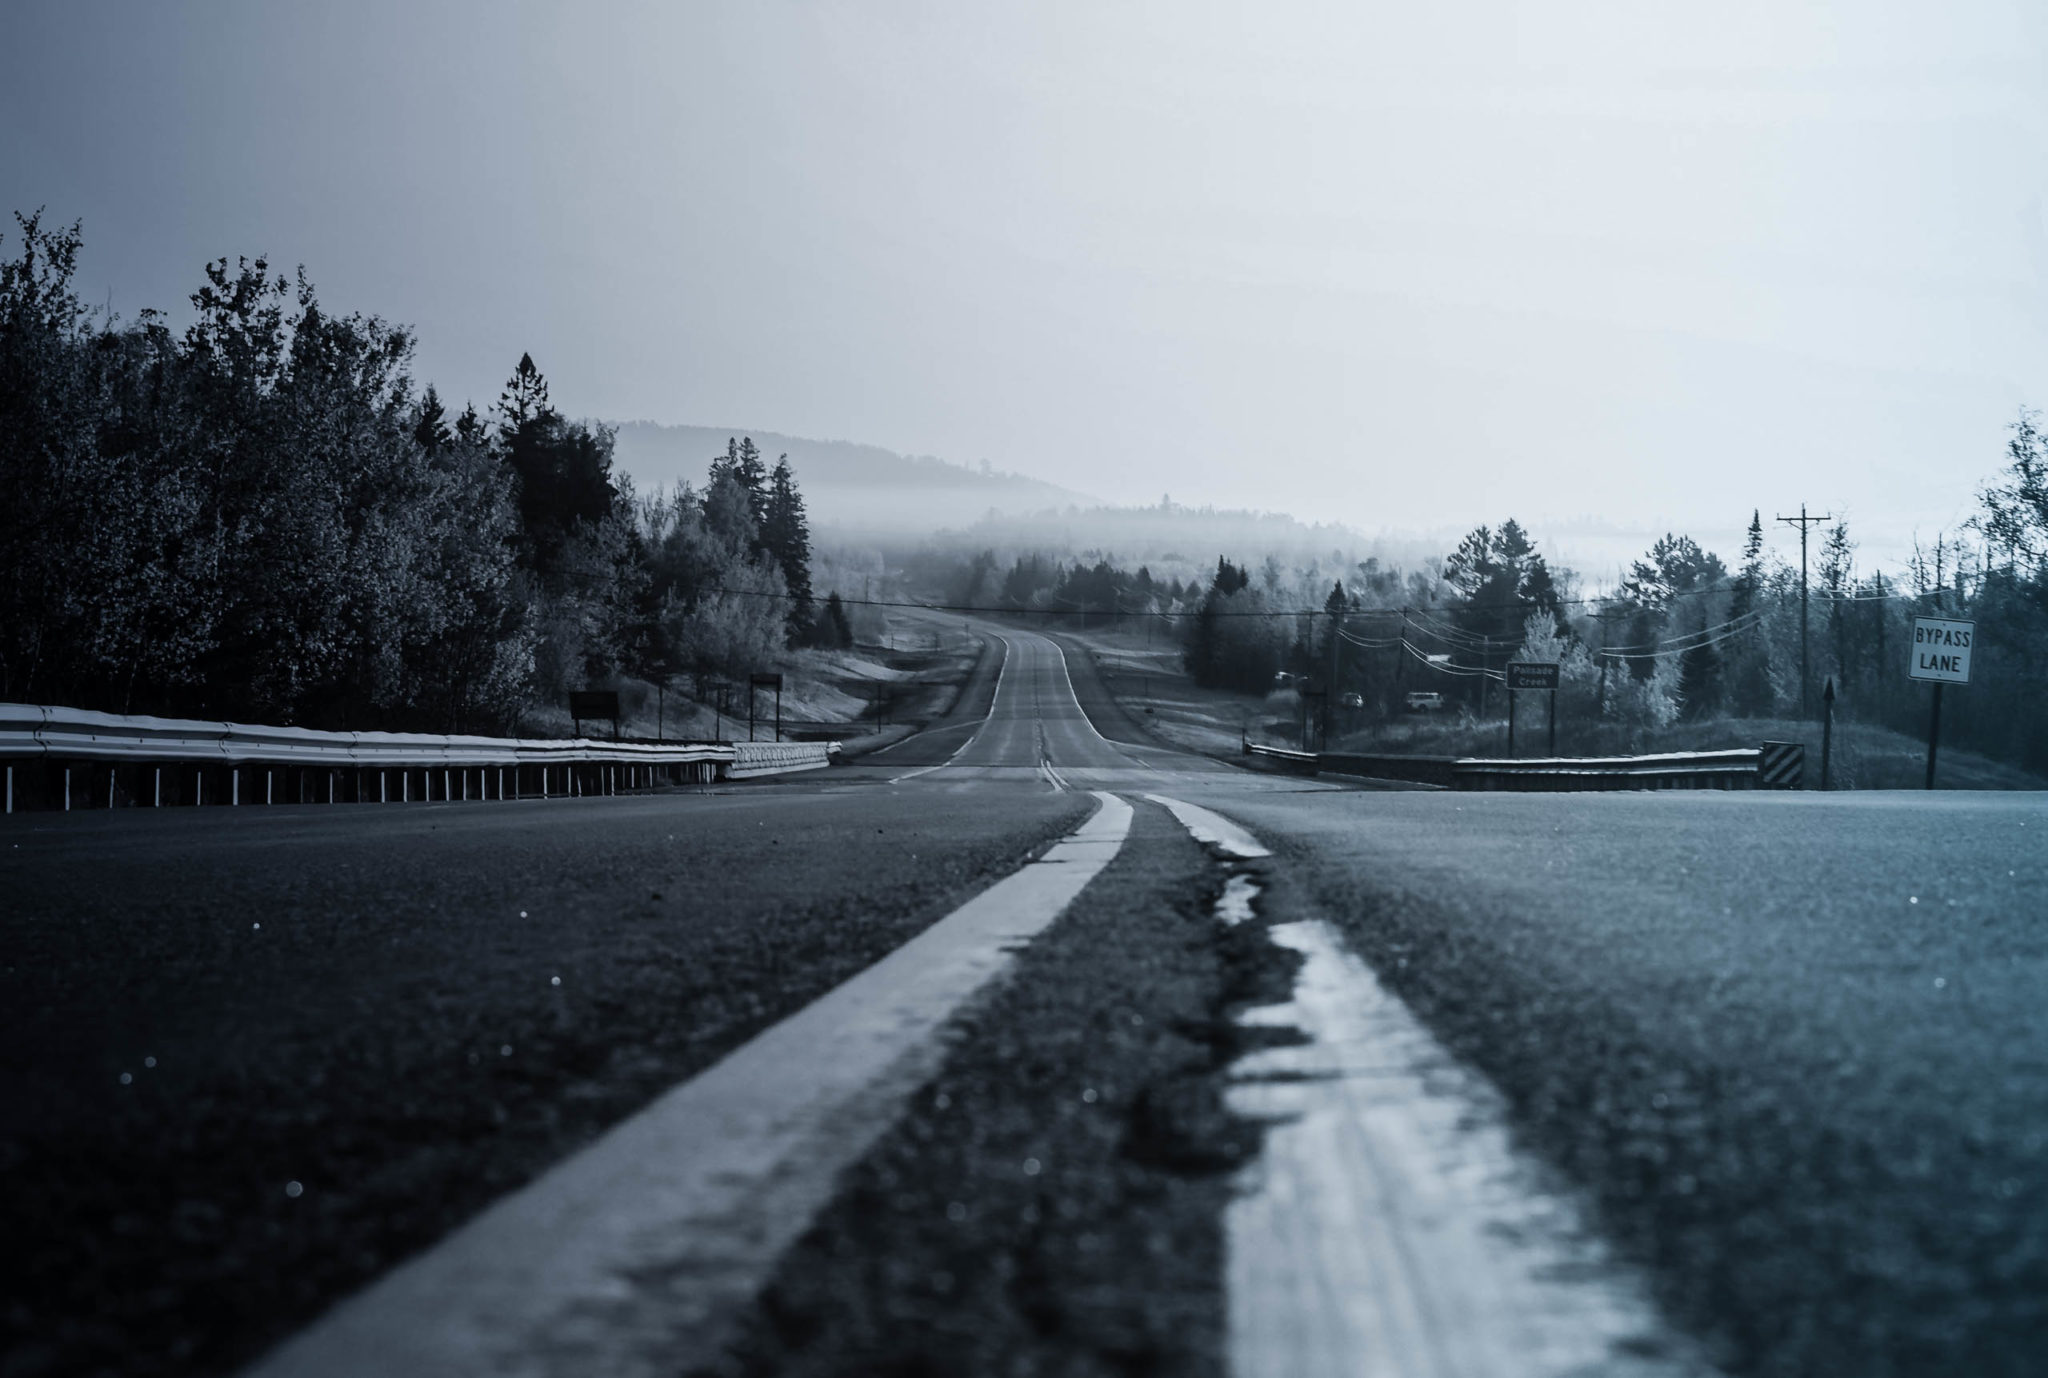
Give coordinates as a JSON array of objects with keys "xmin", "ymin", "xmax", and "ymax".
[
  {"xmin": 1037, "ymin": 625, "xmax": 1277, "ymax": 758},
  {"xmin": 517, "ymin": 615, "xmax": 986, "ymax": 748},
  {"xmin": 1334, "ymin": 716, "xmax": 2046, "ymax": 790},
  {"xmin": 707, "ymin": 802, "xmax": 1299, "ymax": 1378}
]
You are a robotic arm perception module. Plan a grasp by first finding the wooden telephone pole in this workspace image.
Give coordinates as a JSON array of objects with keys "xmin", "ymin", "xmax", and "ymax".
[{"xmin": 1776, "ymin": 504, "xmax": 1831, "ymax": 717}]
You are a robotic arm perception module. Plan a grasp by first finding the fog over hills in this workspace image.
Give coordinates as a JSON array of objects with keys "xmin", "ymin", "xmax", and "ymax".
[
  {"xmin": 608, "ymin": 422, "xmax": 1094, "ymax": 537},
  {"xmin": 609, "ymin": 420, "xmax": 1410, "ymax": 568}
]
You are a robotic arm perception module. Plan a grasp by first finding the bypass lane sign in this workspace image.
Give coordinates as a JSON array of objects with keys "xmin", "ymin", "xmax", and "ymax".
[{"xmin": 1909, "ymin": 617, "xmax": 1974, "ymax": 684}]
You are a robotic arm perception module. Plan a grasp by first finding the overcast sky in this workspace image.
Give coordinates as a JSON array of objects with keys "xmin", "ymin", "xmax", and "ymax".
[{"xmin": 5, "ymin": 1, "xmax": 2044, "ymax": 573}]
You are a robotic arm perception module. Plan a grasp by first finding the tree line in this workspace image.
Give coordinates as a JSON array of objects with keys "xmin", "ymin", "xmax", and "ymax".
[
  {"xmin": 921, "ymin": 428, "xmax": 2048, "ymax": 773},
  {"xmin": 0, "ymin": 211, "xmax": 843, "ymax": 733}
]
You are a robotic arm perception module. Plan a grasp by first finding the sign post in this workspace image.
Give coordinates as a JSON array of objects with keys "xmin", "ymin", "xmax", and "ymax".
[
  {"xmin": 1505, "ymin": 662, "xmax": 1560, "ymax": 758},
  {"xmin": 1820, "ymin": 678, "xmax": 1835, "ymax": 791},
  {"xmin": 1907, "ymin": 617, "xmax": 1973, "ymax": 790},
  {"xmin": 749, "ymin": 672, "xmax": 784, "ymax": 744},
  {"xmin": 568, "ymin": 690, "xmax": 621, "ymax": 742}
]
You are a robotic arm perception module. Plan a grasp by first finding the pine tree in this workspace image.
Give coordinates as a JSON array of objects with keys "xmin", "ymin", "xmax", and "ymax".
[
  {"xmin": 1211, "ymin": 556, "xmax": 1249, "ymax": 595},
  {"xmin": 708, "ymin": 437, "xmax": 772, "ymax": 550},
  {"xmin": 1726, "ymin": 510, "xmax": 1773, "ymax": 715},
  {"xmin": 761, "ymin": 455, "xmax": 813, "ymax": 638},
  {"xmin": 823, "ymin": 591, "xmax": 854, "ymax": 648},
  {"xmin": 1520, "ymin": 557, "xmax": 1567, "ymax": 636},
  {"xmin": 494, "ymin": 353, "xmax": 615, "ymax": 572},
  {"xmin": 454, "ymin": 402, "xmax": 488, "ymax": 447},
  {"xmin": 413, "ymin": 385, "xmax": 451, "ymax": 454},
  {"xmin": 497, "ymin": 352, "xmax": 550, "ymax": 429},
  {"xmin": 1732, "ymin": 510, "xmax": 1765, "ymax": 619}
]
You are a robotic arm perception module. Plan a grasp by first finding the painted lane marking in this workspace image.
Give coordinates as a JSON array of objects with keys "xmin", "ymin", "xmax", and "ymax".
[
  {"xmin": 1143, "ymin": 794, "xmax": 1270, "ymax": 859},
  {"xmin": 1142, "ymin": 796, "xmax": 1713, "ymax": 1377},
  {"xmin": 1043, "ymin": 634, "xmax": 1164, "ymax": 774},
  {"xmin": 889, "ymin": 631, "xmax": 1011, "ymax": 784},
  {"xmin": 1226, "ymin": 921, "xmax": 1718, "ymax": 1378},
  {"xmin": 1035, "ymin": 721, "xmax": 1072, "ymax": 792},
  {"xmin": 1215, "ymin": 873, "xmax": 1259, "ymax": 925},
  {"xmin": 245, "ymin": 792, "xmax": 1135, "ymax": 1378}
]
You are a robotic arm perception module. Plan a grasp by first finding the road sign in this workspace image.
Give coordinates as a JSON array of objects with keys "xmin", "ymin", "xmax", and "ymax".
[
  {"xmin": 750, "ymin": 673, "xmax": 784, "ymax": 690},
  {"xmin": 1760, "ymin": 740, "xmax": 1805, "ymax": 789},
  {"xmin": 1506, "ymin": 662, "xmax": 1559, "ymax": 691},
  {"xmin": 568, "ymin": 690, "xmax": 620, "ymax": 719},
  {"xmin": 1504, "ymin": 661, "xmax": 1560, "ymax": 757},
  {"xmin": 1908, "ymin": 617, "xmax": 1974, "ymax": 684},
  {"xmin": 568, "ymin": 690, "xmax": 620, "ymax": 742}
]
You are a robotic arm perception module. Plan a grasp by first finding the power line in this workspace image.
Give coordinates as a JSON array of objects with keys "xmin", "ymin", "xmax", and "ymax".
[{"xmin": 669, "ymin": 577, "xmax": 1981, "ymax": 623}]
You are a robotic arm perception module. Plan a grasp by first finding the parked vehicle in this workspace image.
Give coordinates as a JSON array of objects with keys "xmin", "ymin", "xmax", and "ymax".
[
  {"xmin": 1339, "ymin": 692, "xmax": 1363, "ymax": 709},
  {"xmin": 1404, "ymin": 691, "xmax": 1445, "ymax": 712}
]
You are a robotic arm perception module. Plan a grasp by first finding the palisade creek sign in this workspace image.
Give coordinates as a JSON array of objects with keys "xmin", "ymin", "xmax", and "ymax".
[{"xmin": 1908, "ymin": 617, "xmax": 1975, "ymax": 684}]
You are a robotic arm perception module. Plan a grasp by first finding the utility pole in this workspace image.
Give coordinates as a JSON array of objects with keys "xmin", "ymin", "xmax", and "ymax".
[
  {"xmin": 1777, "ymin": 504, "xmax": 1831, "ymax": 717},
  {"xmin": 1593, "ymin": 605, "xmax": 1629, "ymax": 715},
  {"xmin": 1326, "ymin": 599, "xmax": 1343, "ymax": 748}
]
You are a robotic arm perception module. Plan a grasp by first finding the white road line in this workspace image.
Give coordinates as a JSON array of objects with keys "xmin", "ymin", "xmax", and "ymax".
[
  {"xmin": 1142, "ymin": 798, "xmax": 1715, "ymax": 1378},
  {"xmin": 1227, "ymin": 925, "xmax": 1717, "ymax": 1378},
  {"xmin": 889, "ymin": 631, "xmax": 1010, "ymax": 784},
  {"xmin": 1143, "ymin": 794, "xmax": 1270, "ymax": 858},
  {"xmin": 245, "ymin": 791, "xmax": 1135, "ymax": 1378},
  {"xmin": 1044, "ymin": 635, "xmax": 1162, "ymax": 774}
]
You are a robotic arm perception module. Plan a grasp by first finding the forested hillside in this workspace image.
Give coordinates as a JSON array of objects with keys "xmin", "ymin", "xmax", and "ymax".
[
  {"xmin": 610, "ymin": 421, "xmax": 1091, "ymax": 537},
  {"xmin": 0, "ymin": 213, "xmax": 832, "ymax": 734}
]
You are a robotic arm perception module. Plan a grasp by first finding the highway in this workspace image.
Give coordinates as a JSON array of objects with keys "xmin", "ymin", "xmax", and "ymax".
[{"xmin": 5, "ymin": 623, "xmax": 2046, "ymax": 1378}]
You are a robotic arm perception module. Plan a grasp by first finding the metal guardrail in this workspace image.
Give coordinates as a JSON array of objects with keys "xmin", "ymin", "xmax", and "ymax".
[
  {"xmin": 727, "ymin": 741, "xmax": 838, "ymax": 779},
  {"xmin": 1255, "ymin": 737, "xmax": 1800, "ymax": 792},
  {"xmin": 1244, "ymin": 741, "xmax": 1320, "ymax": 773},
  {"xmin": 1452, "ymin": 748, "xmax": 1767, "ymax": 791},
  {"xmin": 1319, "ymin": 752, "xmax": 1459, "ymax": 787},
  {"xmin": 1, "ymin": 704, "xmax": 837, "ymax": 812}
]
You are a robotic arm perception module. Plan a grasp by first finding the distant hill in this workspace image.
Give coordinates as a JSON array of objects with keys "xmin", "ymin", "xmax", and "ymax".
[{"xmin": 606, "ymin": 422, "xmax": 1095, "ymax": 536}]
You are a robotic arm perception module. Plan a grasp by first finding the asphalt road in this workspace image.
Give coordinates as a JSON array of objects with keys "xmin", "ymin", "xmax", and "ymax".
[
  {"xmin": 1, "ymin": 781, "xmax": 1090, "ymax": 1376},
  {"xmin": 1196, "ymin": 786, "xmax": 2048, "ymax": 1376},
  {"xmin": 6, "ymin": 618, "xmax": 2047, "ymax": 1377}
]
